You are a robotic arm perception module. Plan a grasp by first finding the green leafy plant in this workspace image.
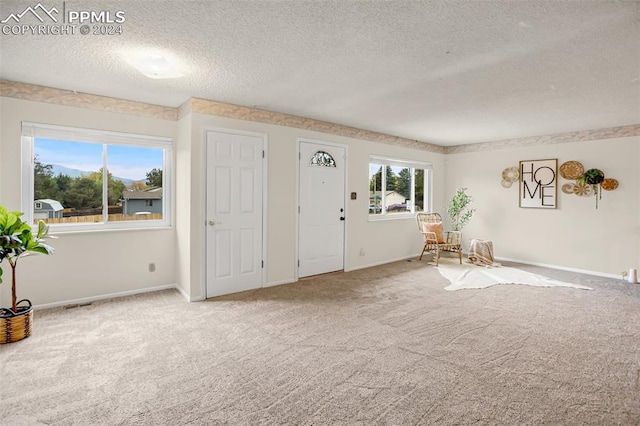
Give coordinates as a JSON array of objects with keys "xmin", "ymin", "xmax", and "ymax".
[
  {"xmin": 0, "ymin": 206, "xmax": 54, "ymax": 314},
  {"xmin": 576, "ymin": 168, "xmax": 605, "ymax": 208},
  {"xmin": 578, "ymin": 168, "xmax": 605, "ymax": 185},
  {"xmin": 447, "ymin": 188, "xmax": 476, "ymax": 231}
]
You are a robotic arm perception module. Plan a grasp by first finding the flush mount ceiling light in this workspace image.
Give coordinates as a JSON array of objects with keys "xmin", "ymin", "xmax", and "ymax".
[{"xmin": 121, "ymin": 49, "xmax": 184, "ymax": 79}]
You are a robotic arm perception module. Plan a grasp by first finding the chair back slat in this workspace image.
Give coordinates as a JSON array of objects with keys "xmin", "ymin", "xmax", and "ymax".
[{"xmin": 416, "ymin": 212, "xmax": 442, "ymax": 229}]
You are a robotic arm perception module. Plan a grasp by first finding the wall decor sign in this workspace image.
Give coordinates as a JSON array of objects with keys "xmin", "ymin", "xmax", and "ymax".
[{"xmin": 519, "ymin": 159, "xmax": 557, "ymax": 208}]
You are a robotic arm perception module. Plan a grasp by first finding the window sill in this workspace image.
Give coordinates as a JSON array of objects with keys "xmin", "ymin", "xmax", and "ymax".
[
  {"xmin": 48, "ymin": 224, "xmax": 173, "ymax": 236},
  {"xmin": 368, "ymin": 213, "xmax": 416, "ymax": 222}
]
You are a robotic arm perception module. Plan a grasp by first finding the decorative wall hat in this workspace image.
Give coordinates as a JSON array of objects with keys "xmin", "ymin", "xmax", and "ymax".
[
  {"xmin": 501, "ymin": 167, "xmax": 519, "ymax": 188},
  {"xmin": 501, "ymin": 160, "xmax": 619, "ymax": 209},
  {"xmin": 559, "ymin": 161, "xmax": 618, "ymax": 209}
]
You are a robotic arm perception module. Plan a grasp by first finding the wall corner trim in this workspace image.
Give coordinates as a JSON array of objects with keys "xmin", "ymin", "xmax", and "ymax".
[
  {"xmin": 0, "ymin": 79, "xmax": 178, "ymax": 121},
  {"xmin": 189, "ymin": 97, "xmax": 446, "ymax": 153},
  {"xmin": 445, "ymin": 124, "xmax": 640, "ymax": 154},
  {"xmin": 2, "ymin": 79, "xmax": 638, "ymax": 154}
]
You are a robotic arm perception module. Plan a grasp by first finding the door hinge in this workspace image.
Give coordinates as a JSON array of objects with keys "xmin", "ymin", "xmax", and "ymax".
[
  {"xmin": 262, "ymin": 150, "xmax": 265, "ymax": 158},
  {"xmin": 299, "ymin": 152, "xmax": 301, "ymax": 160},
  {"xmin": 298, "ymin": 206, "xmax": 300, "ymax": 214},
  {"xmin": 261, "ymin": 260, "xmax": 264, "ymax": 268},
  {"xmin": 298, "ymin": 260, "xmax": 300, "ymax": 267}
]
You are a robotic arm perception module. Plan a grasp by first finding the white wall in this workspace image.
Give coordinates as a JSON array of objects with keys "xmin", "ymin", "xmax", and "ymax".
[
  {"xmin": 445, "ymin": 137, "xmax": 640, "ymax": 276},
  {"xmin": 0, "ymin": 95, "xmax": 443, "ymax": 307},
  {"xmin": 0, "ymin": 97, "xmax": 177, "ymax": 307},
  {"xmin": 345, "ymin": 136, "xmax": 447, "ymax": 271},
  {"xmin": 3, "ymin": 94, "xmax": 635, "ymax": 308},
  {"xmin": 181, "ymin": 112, "xmax": 445, "ymax": 299},
  {"xmin": 175, "ymin": 113, "xmax": 192, "ymax": 300}
]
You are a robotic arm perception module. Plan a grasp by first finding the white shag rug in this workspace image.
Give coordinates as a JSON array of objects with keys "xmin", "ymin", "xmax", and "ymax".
[{"xmin": 436, "ymin": 261, "xmax": 592, "ymax": 291}]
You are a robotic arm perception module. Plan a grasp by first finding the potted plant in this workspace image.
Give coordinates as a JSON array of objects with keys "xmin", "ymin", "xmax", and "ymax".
[
  {"xmin": 0, "ymin": 205, "xmax": 54, "ymax": 344},
  {"xmin": 447, "ymin": 188, "xmax": 475, "ymax": 231},
  {"xmin": 577, "ymin": 168, "xmax": 605, "ymax": 209}
]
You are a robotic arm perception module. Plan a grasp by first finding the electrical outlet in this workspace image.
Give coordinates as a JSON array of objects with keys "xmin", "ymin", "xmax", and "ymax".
[
  {"xmin": 149, "ymin": 263, "xmax": 156, "ymax": 272},
  {"xmin": 359, "ymin": 248, "xmax": 365, "ymax": 256}
]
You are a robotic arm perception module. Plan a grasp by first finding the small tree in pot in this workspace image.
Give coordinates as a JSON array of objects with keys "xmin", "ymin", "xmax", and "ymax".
[
  {"xmin": 447, "ymin": 188, "xmax": 475, "ymax": 231},
  {"xmin": 0, "ymin": 206, "xmax": 54, "ymax": 344}
]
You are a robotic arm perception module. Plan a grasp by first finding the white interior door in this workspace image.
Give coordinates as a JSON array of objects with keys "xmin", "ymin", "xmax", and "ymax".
[
  {"xmin": 206, "ymin": 130, "xmax": 263, "ymax": 297},
  {"xmin": 298, "ymin": 141, "xmax": 346, "ymax": 278}
]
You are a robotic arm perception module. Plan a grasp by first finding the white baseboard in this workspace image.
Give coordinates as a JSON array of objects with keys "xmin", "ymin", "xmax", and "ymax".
[
  {"xmin": 347, "ymin": 252, "xmax": 623, "ymax": 281},
  {"xmin": 174, "ymin": 284, "xmax": 192, "ymax": 302},
  {"xmin": 38, "ymin": 256, "xmax": 615, "ymax": 310},
  {"xmin": 265, "ymin": 279, "xmax": 296, "ymax": 288},
  {"xmin": 34, "ymin": 284, "xmax": 179, "ymax": 311},
  {"xmin": 345, "ymin": 253, "xmax": 421, "ymax": 272},
  {"xmin": 495, "ymin": 257, "xmax": 623, "ymax": 280}
]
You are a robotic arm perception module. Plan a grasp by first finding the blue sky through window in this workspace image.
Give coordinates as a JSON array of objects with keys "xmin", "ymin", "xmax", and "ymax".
[
  {"xmin": 369, "ymin": 164, "xmax": 404, "ymax": 179},
  {"xmin": 35, "ymin": 138, "xmax": 163, "ymax": 181}
]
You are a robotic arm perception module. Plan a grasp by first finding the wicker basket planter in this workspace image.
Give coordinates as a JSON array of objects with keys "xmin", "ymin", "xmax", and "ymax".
[
  {"xmin": 0, "ymin": 299, "xmax": 33, "ymax": 344},
  {"xmin": 1, "ymin": 206, "xmax": 54, "ymax": 345}
]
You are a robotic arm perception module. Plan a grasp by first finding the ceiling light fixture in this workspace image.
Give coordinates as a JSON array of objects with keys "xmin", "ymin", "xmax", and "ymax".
[{"xmin": 121, "ymin": 49, "xmax": 184, "ymax": 79}]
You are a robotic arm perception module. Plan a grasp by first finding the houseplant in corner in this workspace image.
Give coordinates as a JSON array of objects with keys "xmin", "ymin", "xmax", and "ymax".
[
  {"xmin": 0, "ymin": 205, "xmax": 54, "ymax": 344},
  {"xmin": 447, "ymin": 188, "xmax": 475, "ymax": 231}
]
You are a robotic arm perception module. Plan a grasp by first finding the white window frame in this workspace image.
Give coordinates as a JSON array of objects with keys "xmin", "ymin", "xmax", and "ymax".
[
  {"xmin": 21, "ymin": 122, "xmax": 172, "ymax": 232},
  {"xmin": 368, "ymin": 156, "xmax": 432, "ymax": 220}
]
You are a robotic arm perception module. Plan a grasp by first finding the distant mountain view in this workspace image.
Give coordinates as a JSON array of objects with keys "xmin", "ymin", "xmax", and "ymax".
[{"xmin": 51, "ymin": 164, "xmax": 139, "ymax": 185}]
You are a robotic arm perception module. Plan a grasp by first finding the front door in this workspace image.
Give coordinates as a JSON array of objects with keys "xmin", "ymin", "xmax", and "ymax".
[
  {"xmin": 206, "ymin": 130, "xmax": 264, "ymax": 297},
  {"xmin": 298, "ymin": 141, "xmax": 346, "ymax": 278}
]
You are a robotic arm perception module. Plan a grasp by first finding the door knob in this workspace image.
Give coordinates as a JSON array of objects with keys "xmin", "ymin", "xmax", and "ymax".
[
  {"xmin": 208, "ymin": 220, "xmax": 216, "ymax": 226},
  {"xmin": 340, "ymin": 217, "xmax": 345, "ymax": 221}
]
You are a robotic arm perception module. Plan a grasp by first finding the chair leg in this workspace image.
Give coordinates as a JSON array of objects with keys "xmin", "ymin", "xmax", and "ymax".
[
  {"xmin": 419, "ymin": 244, "xmax": 427, "ymax": 261},
  {"xmin": 435, "ymin": 247, "xmax": 440, "ymax": 266},
  {"xmin": 458, "ymin": 249, "xmax": 462, "ymax": 264}
]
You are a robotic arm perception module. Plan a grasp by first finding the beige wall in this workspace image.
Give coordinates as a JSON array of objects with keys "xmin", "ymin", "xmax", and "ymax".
[
  {"xmin": 445, "ymin": 137, "xmax": 640, "ymax": 276},
  {"xmin": 345, "ymin": 135, "xmax": 446, "ymax": 271},
  {"xmin": 175, "ymin": 113, "xmax": 192, "ymax": 299},
  {"xmin": 1, "ymin": 93, "xmax": 637, "ymax": 308},
  {"xmin": 0, "ymin": 97, "xmax": 177, "ymax": 308},
  {"xmin": 0, "ymin": 95, "xmax": 443, "ymax": 307},
  {"xmin": 181, "ymin": 113, "xmax": 445, "ymax": 299}
]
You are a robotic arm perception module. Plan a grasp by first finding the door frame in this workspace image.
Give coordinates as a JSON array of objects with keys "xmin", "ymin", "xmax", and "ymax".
[
  {"xmin": 202, "ymin": 126, "xmax": 268, "ymax": 299},
  {"xmin": 295, "ymin": 138, "xmax": 349, "ymax": 281}
]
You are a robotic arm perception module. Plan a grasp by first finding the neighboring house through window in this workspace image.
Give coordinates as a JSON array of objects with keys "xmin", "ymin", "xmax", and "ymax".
[
  {"xmin": 21, "ymin": 122, "xmax": 172, "ymax": 231},
  {"xmin": 122, "ymin": 188, "xmax": 163, "ymax": 214},
  {"xmin": 33, "ymin": 199, "xmax": 64, "ymax": 220},
  {"xmin": 368, "ymin": 156, "xmax": 432, "ymax": 217}
]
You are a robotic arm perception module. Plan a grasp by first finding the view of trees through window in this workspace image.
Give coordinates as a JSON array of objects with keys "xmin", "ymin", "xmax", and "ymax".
[
  {"xmin": 32, "ymin": 138, "xmax": 164, "ymax": 225},
  {"xmin": 369, "ymin": 163, "xmax": 427, "ymax": 215}
]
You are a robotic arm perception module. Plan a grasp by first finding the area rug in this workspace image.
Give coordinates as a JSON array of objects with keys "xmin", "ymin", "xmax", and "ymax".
[{"xmin": 436, "ymin": 260, "xmax": 592, "ymax": 291}]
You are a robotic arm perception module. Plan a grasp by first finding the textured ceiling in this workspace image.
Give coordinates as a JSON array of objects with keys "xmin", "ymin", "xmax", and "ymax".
[{"xmin": 1, "ymin": 0, "xmax": 638, "ymax": 146}]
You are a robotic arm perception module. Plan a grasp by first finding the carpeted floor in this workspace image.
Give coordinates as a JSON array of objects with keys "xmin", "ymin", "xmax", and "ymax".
[{"xmin": 1, "ymin": 259, "xmax": 639, "ymax": 425}]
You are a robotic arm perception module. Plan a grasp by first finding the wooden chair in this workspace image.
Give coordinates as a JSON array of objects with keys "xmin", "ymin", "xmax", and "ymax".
[{"xmin": 416, "ymin": 212, "xmax": 462, "ymax": 266}]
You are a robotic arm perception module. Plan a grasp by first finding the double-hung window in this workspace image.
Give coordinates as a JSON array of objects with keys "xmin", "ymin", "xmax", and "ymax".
[
  {"xmin": 21, "ymin": 122, "xmax": 172, "ymax": 231},
  {"xmin": 368, "ymin": 156, "xmax": 432, "ymax": 218}
]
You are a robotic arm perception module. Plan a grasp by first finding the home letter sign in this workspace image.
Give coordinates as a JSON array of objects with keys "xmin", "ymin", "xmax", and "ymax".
[{"xmin": 519, "ymin": 159, "xmax": 557, "ymax": 208}]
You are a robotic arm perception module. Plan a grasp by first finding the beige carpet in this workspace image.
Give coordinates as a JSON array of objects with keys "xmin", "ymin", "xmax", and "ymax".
[{"xmin": 1, "ymin": 259, "xmax": 639, "ymax": 425}]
